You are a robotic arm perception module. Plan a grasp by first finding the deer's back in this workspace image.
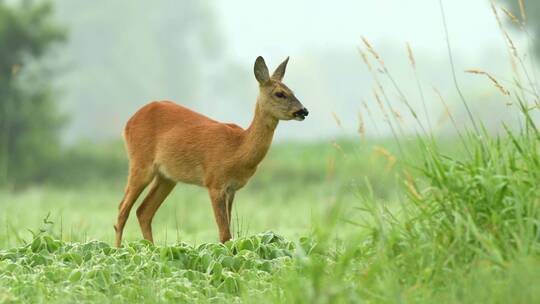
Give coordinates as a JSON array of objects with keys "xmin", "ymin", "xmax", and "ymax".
[{"xmin": 123, "ymin": 101, "xmax": 246, "ymax": 187}]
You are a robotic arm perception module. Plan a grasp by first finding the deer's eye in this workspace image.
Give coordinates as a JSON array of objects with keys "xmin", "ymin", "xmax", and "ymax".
[{"xmin": 275, "ymin": 92, "xmax": 286, "ymax": 98}]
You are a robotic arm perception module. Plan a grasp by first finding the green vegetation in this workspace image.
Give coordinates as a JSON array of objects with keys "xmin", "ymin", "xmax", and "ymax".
[
  {"xmin": 0, "ymin": 231, "xmax": 294, "ymax": 303},
  {"xmin": 2, "ymin": 1, "xmax": 540, "ymax": 303},
  {"xmin": 0, "ymin": 139, "xmax": 401, "ymax": 247},
  {"xmin": 287, "ymin": 126, "xmax": 540, "ymax": 303},
  {"xmin": 2, "ymin": 121, "xmax": 540, "ymax": 303}
]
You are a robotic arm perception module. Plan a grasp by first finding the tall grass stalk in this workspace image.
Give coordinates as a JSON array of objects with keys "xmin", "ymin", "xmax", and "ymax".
[{"xmin": 438, "ymin": 0, "xmax": 479, "ymax": 133}]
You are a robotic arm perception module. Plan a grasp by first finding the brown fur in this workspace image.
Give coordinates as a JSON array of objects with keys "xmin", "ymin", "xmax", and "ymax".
[{"xmin": 114, "ymin": 56, "xmax": 307, "ymax": 246}]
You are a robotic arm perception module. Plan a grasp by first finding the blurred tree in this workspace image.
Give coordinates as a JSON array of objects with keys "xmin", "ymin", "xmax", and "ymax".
[
  {"xmin": 54, "ymin": 1, "xmax": 230, "ymax": 142},
  {"xmin": 0, "ymin": 0, "xmax": 66, "ymax": 188},
  {"xmin": 504, "ymin": 0, "xmax": 540, "ymax": 55}
]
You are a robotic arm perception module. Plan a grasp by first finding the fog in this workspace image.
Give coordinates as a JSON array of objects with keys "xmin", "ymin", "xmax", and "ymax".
[{"xmin": 52, "ymin": 0, "xmax": 523, "ymax": 144}]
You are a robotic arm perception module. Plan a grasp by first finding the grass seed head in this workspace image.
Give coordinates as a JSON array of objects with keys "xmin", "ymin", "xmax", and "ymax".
[
  {"xmin": 406, "ymin": 43, "xmax": 416, "ymax": 69},
  {"xmin": 373, "ymin": 146, "xmax": 397, "ymax": 171},
  {"xmin": 374, "ymin": 90, "xmax": 385, "ymax": 113},
  {"xmin": 331, "ymin": 112, "xmax": 343, "ymax": 129},
  {"xmin": 358, "ymin": 111, "xmax": 365, "ymax": 141},
  {"xmin": 501, "ymin": 6, "xmax": 519, "ymax": 24},
  {"xmin": 331, "ymin": 141, "xmax": 345, "ymax": 156},
  {"xmin": 465, "ymin": 69, "xmax": 510, "ymax": 96},
  {"xmin": 326, "ymin": 157, "xmax": 335, "ymax": 180},
  {"xmin": 361, "ymin": 36, "xmax": 385, "ymax": 67},
  {"xmin": 518, "ymin": 0, "xmax": 526, "ymax": 23},
  {"xmin": 404, "ymin": 171, "xmax": 423, "ymax": 200},
  {"xmin": 357, "ymin": 48, "xmax": 373, "ymax": 71}
]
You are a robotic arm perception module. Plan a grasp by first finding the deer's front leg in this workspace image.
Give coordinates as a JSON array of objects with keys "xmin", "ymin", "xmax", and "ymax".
[
  {"xmin": 208, "ymin": 188, "xmax": 231, "ymax": 243},
  {"xmin": 226, "ymin": 190, "xmax": 235, "ymax": 227}
]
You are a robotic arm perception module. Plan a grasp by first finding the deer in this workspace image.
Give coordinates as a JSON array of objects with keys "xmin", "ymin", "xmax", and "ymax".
[{"xmin": 113, "ymin": 56, "xmax": 308, "ymax": 247}]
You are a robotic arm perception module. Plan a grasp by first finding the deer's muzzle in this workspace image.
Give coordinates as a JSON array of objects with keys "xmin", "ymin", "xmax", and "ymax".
[{"xmin": 293, "ymin": 108, "xmax": 309, "ymax": 120}]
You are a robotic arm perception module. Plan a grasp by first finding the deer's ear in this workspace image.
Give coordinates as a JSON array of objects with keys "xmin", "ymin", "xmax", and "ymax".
[
  {"xmin": 254, "ymin": 56, "xmax": 270, "ymax": 84},
  {"xmin": 271, "ymin": 57, "xmax": 289, "ymax": 81}
]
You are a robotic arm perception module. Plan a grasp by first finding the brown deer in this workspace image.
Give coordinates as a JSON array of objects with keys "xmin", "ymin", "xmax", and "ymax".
[{"xmin": 113, "ymin": 56, "xmax": 308, "ymax": 247}]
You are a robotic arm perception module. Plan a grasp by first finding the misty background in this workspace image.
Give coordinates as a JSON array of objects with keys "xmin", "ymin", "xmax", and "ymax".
[
  {"xmin": 52, "ymin": 0, "xmax": 523, "ymax": 143},
  {"xmin": 1, "ymin": 0, "xmax": 537, "ymax": 188}
]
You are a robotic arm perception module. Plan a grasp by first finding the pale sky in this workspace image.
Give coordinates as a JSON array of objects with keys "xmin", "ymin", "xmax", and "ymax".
[{"xmin": 215, "ymin": 0, "xmax": 503, "ymax": 63}]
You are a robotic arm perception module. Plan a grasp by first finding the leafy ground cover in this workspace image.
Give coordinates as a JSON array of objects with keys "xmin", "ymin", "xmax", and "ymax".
[{"xmin": 0, "ymin": 231, "xmax": 295, "ymax": 303}]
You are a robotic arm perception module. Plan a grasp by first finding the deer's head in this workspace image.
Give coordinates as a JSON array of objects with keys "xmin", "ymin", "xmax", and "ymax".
[{"xmin": 254, "ymin": 56, "xmax": 308, "ymax": 121}]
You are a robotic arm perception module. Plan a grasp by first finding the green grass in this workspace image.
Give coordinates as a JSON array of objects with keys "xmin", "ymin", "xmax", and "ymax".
[
  {"xmin": 0, "ymin": 139, "xmax": 407, "ymax": 303},
  {"xmin": 3, "ymin": 105, "xmax": 540, "ymax": 303},
  {"xmin": 0, "ymin": 139, "xmax": 400, "ymax": 248},
  {"xmin": 2, "ymin": 128, "xmax": 540, "ymax": 303},
  {"xmin": 3, "ymin": 3, "xmax": 540, "ymax": 301}
]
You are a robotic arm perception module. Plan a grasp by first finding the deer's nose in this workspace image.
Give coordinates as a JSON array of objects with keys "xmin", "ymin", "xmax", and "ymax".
[{"xmin": 293, "ymin": 108, "xmax": 309, "ymax": 119}]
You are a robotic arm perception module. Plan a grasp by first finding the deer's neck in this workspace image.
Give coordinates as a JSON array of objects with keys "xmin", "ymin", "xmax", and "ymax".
[{"xmin": 240, "ymin": 101, "xmax": 278, "ymax": 168}]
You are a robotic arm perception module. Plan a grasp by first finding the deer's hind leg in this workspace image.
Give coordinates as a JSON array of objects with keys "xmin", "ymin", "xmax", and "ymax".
[
  {"xmin": 114, "ymin": 164, "xmax": 154, "ymax": 247},
  {"xmin": 136, "ymin": 174, "xmax": 176, "ymax": 243}
]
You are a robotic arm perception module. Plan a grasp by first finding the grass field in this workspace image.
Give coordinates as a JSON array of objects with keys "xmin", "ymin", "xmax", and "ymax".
[
  {"xmin": 2, "ymin": 126, "xmax": 540, "ymax": 303},
  {"xmin": 0, "ymin": 139, "xmax": 399, "ymax": 248},
  {"xmin": 0, "ymin": 139, "xmax": 405, "ymax": 303},
  {"xmin": 2, "ymin": 77, "xmax": 540, "ymax": 303},
  {"xmin": 2, "ymin": 6, "xmax": 540, "ymax": 301}
]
